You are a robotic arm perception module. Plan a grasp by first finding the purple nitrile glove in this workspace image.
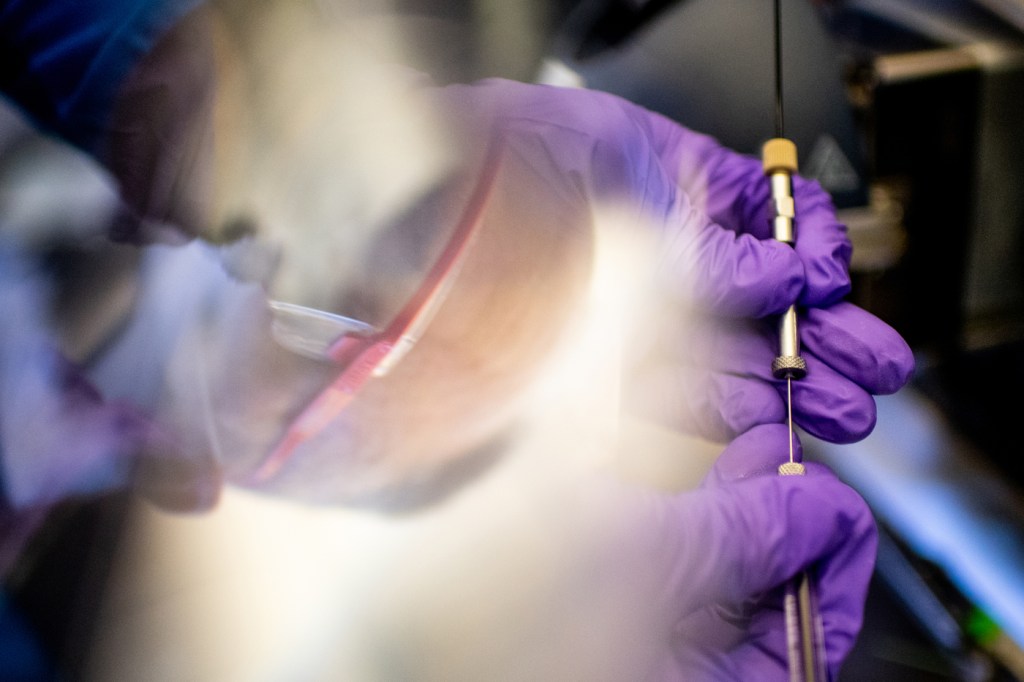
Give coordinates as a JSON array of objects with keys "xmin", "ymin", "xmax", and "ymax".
[
  {"xmin": 440, "ymin": 79, "xmax": 914, "ymax": 444},
  {"xmin": 0, "ymin": 243, "xmax": 220, "ymax": 525},
  {"xmin": 616, "ymin": 424, "xmax": 877, "ymax": 681},
  {"xmin": 633, "ymin": 301, "xmax": 914, "ymax": 443}
]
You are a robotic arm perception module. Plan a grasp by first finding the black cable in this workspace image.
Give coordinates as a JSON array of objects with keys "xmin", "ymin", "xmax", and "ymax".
[{"xmin": 774, "ymin": 0, "xmax": 784, "ymax": 138}]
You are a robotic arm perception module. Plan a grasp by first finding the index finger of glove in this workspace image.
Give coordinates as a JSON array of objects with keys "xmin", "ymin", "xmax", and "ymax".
[
  {"xmin": 667, "ymin": 218, "xmax": 803, "ymax": 318},
  {"xmin": 661, "ymin": 315, "xmax": 882, "ymax": 444},
  {"xmin": 707, "ymin": 173, "xmax": 851, "ymax": 309},
  {"xmin": 801, "ymin": 302, "xmax": 915, "ymax": 395},
  {"xmin": 702, "ymin": 424, "xmax": 802, "ymax": 486},
  {"xmin": 791, "ymin": 176, "xmax": 853, "ymax": 307}
]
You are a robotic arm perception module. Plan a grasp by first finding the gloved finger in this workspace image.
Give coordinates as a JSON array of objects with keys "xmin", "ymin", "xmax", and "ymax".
[
  {"xmin": 625, "ymin": 314, "xmax": 785, "ymax": 441},
  {"xmin": 2, "ymin": 341, "xmax": 160, "ymax": 508},
  {"xmin": 670, "ymin": 132, "xmax": 852, "ymax": 309},
  {"xmin": 702, "ymin": 424, "xmax": 801, "ymax": 486},
  {"xmin": 626, "ymin": 365, "xmax": 785, "ymax": 444},
  {"xmin": 728, "ymin": 174, "xmax": 852, "ymax": 307},
  {"xmin": 705, "ymin": 428, "xmax": 835, "ymax": 488},
  {"xmin": 441, "ymin": 82, "xmax": 803, "ymax": 320},
  {"xmin": 801, "ymin": 302, "xmax": 915, "ymax": 395},
  {"xmin": 692, "ymin": 313, "xmax": 888, "ymax": 443},
  {"xmin": 448, "ymin": 83, "xmax": 850, "ymax": 315},
  {"xmin": 673, "ymin": 317, "xmax": 879, "ymax": 443},
  {"xmin": 729, "ymin": 582, "xmax": 862, "ymax": 680},
  {"xmin": 635, "ymin": 313, "xmax": 881, "ymax": 444},
  {"xmin": 672, "ymin": 604, "xmax": 748, "ymax": 654},
  {"xmin": 810, "ymin": 490, "xmax": 879, "ymax": 674},
  {"xmin": 662, "ymin": 498, "xmax": 874, "ymax": 681},
  {"xmin": 673, "ymin": 500, "xmax": 874, "ymax": 680},
  {"xmin": 648, "ymin": 469, "xmax": 874, "ymax": 616},
  {"xmin": 790, "ymin": 176, "xmax": 853, "ymax": 307},
  {"xmin": 448, "ymin": 82, "xmax": 817, "ymax": 319},
  {"xmin": 665, "ymin": 608, "xmax": 792, "ymax": 681},
  {"xmin": 663, "ymin": 608, "xmax": 787, "ymax": 682},
  {"xmin": 24, "ymin": 397, "xmax": 152, "ymax": 508},
  {"xmin": 662, "ymin": 215, "xmax": 804, "ymax": 318},
  {"xmin": 657, "ymin": 313, "xmax": 774, "ymax": 376},
  {"xmin": 789, "ymin": 349, "xmax": 877, "ymax": 444}
]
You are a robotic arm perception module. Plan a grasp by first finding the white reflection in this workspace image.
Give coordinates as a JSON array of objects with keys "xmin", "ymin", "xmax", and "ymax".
[{"xmin": 85, "ymin": 212, "xmax": 712, "ymax": 681}]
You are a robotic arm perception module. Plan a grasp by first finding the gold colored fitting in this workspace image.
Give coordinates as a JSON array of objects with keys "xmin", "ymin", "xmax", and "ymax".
[{"xmin": 762, "ymin": 137, "xmax": 798, "ymax": 174}]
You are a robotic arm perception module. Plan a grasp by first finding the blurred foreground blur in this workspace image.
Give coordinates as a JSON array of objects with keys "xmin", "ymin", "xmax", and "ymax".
[{"xmin": 5, "ymin": 1, "xmax": 1024, "ymax": 680}]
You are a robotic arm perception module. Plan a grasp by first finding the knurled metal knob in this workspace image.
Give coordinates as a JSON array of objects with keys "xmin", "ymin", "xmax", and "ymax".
[
  {"xmin": 778, "ymin": 462, "xmax": 806, "ymax": 476},
  {"xmin": 772, "ymin": 354, "xmax": 807, "ymax": 380}
]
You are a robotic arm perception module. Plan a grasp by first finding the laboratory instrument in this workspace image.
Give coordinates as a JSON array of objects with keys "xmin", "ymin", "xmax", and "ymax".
[{"xmin": 763, "ymin": 1, "xmax": 827, "ymax": 680}]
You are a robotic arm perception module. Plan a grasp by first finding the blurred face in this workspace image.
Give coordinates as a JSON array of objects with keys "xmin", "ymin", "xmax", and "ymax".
[
  {"xmin": 174, "ymin": 2, "xmax": 595, "ymax": 506},
  {"xmin": 202, "ymin": 141, "xmax": 594, "ymax": 505}
]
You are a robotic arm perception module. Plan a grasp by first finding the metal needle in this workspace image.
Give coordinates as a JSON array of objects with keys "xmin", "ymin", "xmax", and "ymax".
[
  {"xmin": 765, "ymin": 135, "xmax": 824, "ymax": 682},
  {"xmin": 787, "ymin": 376, "xmax": 795, "ymax": 463},
  {"xmin": 764, "ymin": 135, "xmax": 807, "ymax": 480},
  {"xmin": 765, "ymin": 2, "xmax": 826, "ymax": 679}
]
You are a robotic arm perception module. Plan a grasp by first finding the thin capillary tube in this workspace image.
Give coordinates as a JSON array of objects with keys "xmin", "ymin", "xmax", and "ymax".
[{"xmin": 788, "ymin": 378, "xmax": 795, "ymax": 464}]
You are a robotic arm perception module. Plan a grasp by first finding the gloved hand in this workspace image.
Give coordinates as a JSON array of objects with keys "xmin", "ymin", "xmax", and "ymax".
[
  {"xmin": 0, "ymin": 344, "xmax": 155, "ymax": 572},
  {"xmin": 0, "ymin": 241, "xmax": 220, "ymax": 533},
  {"xmin": 1, "ymin": 249, "xmax": 154, "ymax": 576},
  {"xmin": 439, "ymin": 79, "xmax": 914, "ymax": 444},
  {"xmin": 615, "ymin": 424, "xmax": 877, "ymax": 680}
]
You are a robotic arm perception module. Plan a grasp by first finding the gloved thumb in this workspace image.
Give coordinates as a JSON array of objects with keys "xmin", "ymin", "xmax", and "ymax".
[
  {"xmin": 632, "ymin": 426, "xmax": 875, "ymax": 616},
  {"xmin": 702, "ymin": 423, "xmax": 803, "ymax": 486}
]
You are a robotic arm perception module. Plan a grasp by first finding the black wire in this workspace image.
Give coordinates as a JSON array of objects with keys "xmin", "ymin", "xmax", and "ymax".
[{"xmin": 774, "ymin": 0, "xmax": 784, "ymax": 138}]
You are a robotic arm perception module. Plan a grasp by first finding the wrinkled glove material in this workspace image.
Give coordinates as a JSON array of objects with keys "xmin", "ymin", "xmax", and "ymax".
[
  {"xmin": 609, "ymin": 425, "xmax": 878, "ymax": 680},
  {"xmin": 439, "ymin": 80, "xmax": 913, "ymax": 444}
]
